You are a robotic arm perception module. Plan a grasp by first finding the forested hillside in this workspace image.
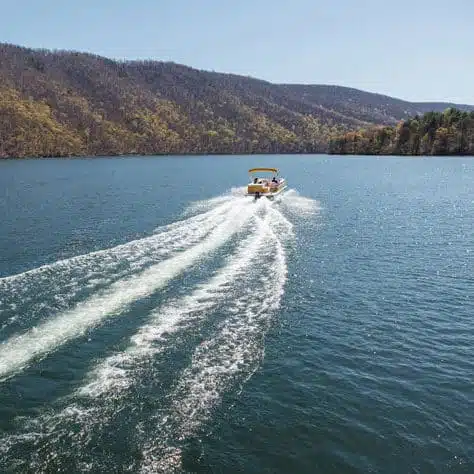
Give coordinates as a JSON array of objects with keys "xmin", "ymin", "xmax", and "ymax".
[
  {"xmin": 329, "ymin": 108, "xmax": 474, "ymax": 155},
  {"xmin": 1, "ymin": 43, "xmax": 473, "ymax": 158}
]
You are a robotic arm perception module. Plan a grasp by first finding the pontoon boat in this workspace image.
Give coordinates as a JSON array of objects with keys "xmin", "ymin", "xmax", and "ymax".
[{"xmin": 246, "ymin": 168, "xmax": 288, "ymax": 200}]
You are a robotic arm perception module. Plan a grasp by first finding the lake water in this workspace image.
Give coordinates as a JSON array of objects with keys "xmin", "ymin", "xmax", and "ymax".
[{"xmin": 0, "ymin": 155, "xmax": 473, "ymax": 473}]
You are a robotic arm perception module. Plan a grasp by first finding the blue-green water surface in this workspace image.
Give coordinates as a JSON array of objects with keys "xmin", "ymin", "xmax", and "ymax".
[{"xmin": 0, "ymin": 155, "xmax": 472, "ymax": 473}]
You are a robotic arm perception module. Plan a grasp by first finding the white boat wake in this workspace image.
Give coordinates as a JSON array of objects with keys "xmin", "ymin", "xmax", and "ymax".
[
  {"xmin": 0, "ymin": 196, "xmax": 255, "ymax": 380},
  {"xmin": 0, "ymin": 188, "xmax": 320, "ymax": 473}
]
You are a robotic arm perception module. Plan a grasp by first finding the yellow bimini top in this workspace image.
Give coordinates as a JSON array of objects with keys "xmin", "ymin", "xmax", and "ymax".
[{"xmin": 248, "ymin": 168, "xmax": 279, "ymax": 173}]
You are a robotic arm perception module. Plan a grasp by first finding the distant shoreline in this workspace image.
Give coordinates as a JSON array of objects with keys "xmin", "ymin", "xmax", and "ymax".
[
  {"xmin": 0, "ymin": 151, "xmax": 329, "ymax": 160},
  {"xmin": 2, "ymin": 152, "xmax": 474, "ymax": 160}
]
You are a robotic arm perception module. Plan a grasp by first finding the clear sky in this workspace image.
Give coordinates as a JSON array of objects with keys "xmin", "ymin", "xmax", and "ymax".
[{"xmin": 2, "ymin": 0, "xmax": 473, "ymax": 103}]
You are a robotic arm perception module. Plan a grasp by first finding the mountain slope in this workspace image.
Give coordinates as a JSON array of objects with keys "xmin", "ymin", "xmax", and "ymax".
[
  {"xmin": 1, "ymin": 43, "xmax": 472, "ymax": 158},
  {"xmin": 281, "ymin": 84, "xmax": 474, "ymax": 125}
]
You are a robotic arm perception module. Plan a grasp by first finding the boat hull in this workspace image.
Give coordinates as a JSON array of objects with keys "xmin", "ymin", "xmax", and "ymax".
[{"xmin": 246, "ymin": 184, "xmax": 288, "ymax": 199}]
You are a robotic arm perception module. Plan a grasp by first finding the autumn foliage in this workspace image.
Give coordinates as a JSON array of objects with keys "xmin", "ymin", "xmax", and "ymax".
[
  {"xmin": 1, "ymin": 43, "xmax": 473, "ymax": 158},
  {"xmin": 0, "ymin": 44, "xmax": 349, "ymax": 158},
  {"xmin": 329, "ymin": 108, "xmax": 474, "ymax": 155}
]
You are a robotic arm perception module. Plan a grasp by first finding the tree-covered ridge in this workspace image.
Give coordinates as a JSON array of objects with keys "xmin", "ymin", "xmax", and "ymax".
[
  {"xmin": 281, "ymin": 85, "xmax": 474, "ymax": 126},
  {"xmin": 1, "ymin": 43, "xmax": 473, "ymax": 158},
  {"xmin": 0, "ymin": 88, "xmax": 84, "ymax": 157},
  {"xmin": 0, "ymin": 44, "xmax": 346, "ymax": 157},
  {"xmin": 329, "ymin": 108, "xmax": 474, "ymax": 155}
]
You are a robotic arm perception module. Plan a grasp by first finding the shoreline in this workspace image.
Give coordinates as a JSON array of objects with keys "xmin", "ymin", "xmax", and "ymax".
[{"xmin": 2, "ymin": 152, "xmax": 474, "ymax": 160}]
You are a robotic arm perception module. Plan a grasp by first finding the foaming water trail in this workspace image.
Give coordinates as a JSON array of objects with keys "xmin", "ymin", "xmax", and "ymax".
[
  {"xmin": 0, "ymin": 198, "xmax": 235, "ymax": 286},
  {"xmin": 0, "ymin": 198, "xmax": 256, "ymax": 381},
  {"xmin": 0, "ymin": 207, "xmax": 276, "ymax": 472},
  {"xmin": 279, "ymin": 189, "xmax": 321, "ymax": 217},
  {"xmin": 266, "ymin": 202, "xmax": 295, "ymax": 241},
  {"xmin": 140, "ymin": 222, "xmax": 288, "ymax": 473},
  {"xmin": 0, "ymin": 200, "xmax": 237, "ymax": 332},
  {"xmin": 78, "ymin": 213, "xmax": 271, "ymax": 399},
  {"xmin": 0, "ymin": 193, "xmax": 297, "ymax": 473},
  {"xmin": 182, "ymin": 186, "xmax": 248, "ymax": 217}
]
